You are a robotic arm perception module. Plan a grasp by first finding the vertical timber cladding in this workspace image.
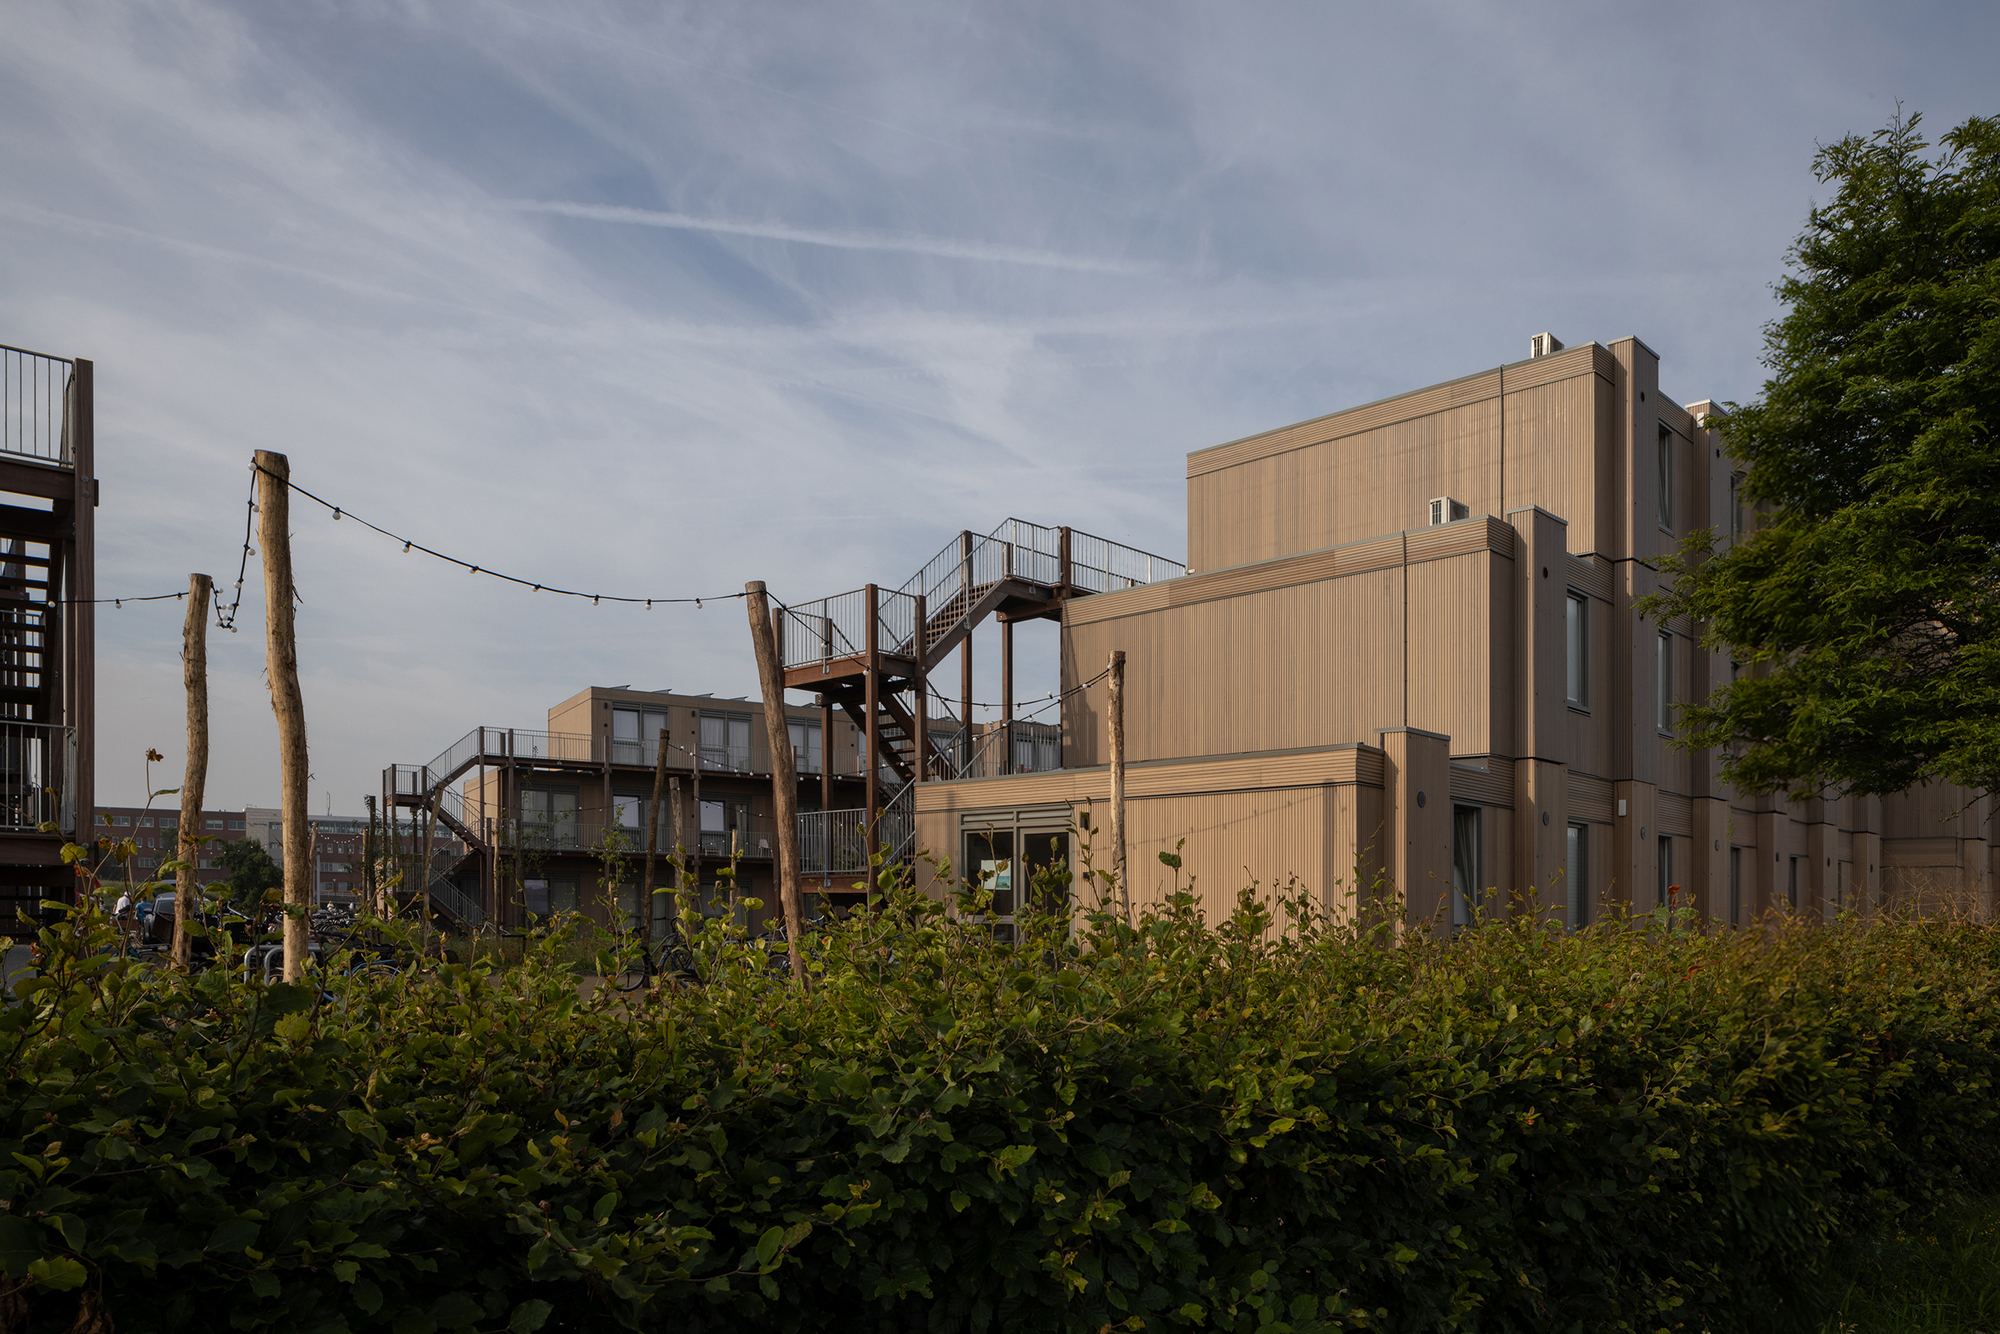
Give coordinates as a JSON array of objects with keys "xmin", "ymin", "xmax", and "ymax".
[
  {"xmin": 910, "ymin": 746, "xmax": 1391, "ymax": 928},
  {"xmin": 1058, "ymin": 529, "xmax": 1516, "ymax": 768},
  {"xmin": 1183, "ymin": 343, "xmax": 1611, "ymax": 573}
]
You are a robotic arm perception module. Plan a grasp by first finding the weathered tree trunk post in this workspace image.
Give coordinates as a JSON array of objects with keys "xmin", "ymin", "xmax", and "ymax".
[
  {"xmin": 668, "ymin": 775, "xmax": 684, "ymax": 915},
  {"xmin": 746, "ymin": 581, "xmax": 807, "ymax": 986},
  {"xmin": 640, "ymin": 726, "xmax": 671, "ymax": 952},
  {"xmin": 172, "ymin": 572, "xmax": 211, "ymax": 968},
  {"xmin": 255, "ymin": 451, "xmax": 312, "ymax": 983},
  {"xmin": 1109, "ymin": 649, "xmax": 1128, "ymax": 923},
  {"xmin": 364, "ymin": 794, "xmax": 378, "ymax": 917}
]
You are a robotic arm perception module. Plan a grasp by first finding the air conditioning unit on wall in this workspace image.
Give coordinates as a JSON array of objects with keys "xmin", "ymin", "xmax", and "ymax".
[{"xmin": 1429, "ymin": 497, "xmax": 1470, "ymax": 526}]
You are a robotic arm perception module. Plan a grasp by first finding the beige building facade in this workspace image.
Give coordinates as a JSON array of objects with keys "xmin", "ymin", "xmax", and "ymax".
[{"xmin": 913, "ymin": 337, "xmax": 1994, "ymax": 930}]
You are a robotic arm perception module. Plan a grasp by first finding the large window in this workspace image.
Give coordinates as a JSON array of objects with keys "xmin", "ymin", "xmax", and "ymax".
[
  {"xmin": 1729, "ymin": 846, "xmax": 1742, "ymax": 926},
  {"xmin": 1657, "ymin": 835, "xmax": 1675, "ymax": 908},
  {"xmin": 1566, "ymin": 593, "xmax": 1588, "ymax": 706},
  {"xmin": 1657, "ymin": 631, "xmax": 1675, "ymax": 733},
  {"xmin": 611, "ymin": 707, "xmax": 672, "ymax": 767},
  {"xmin": 964, "ymin": 829, "xmax": 1016, "ymax": 943},
  {"xmin": 1657, "ymin": 424, "xmax": 1675, "ymax": 531},
  {"xmin": 700, "ymin": 713, "xmax": 753, "ymax": 772},
  {"xmin": 1566, "ymin": 822, "xmax": 1589, "ymax": 929},
  {"xmin": 788, "ymin": 719, "xmax": 824, "ymax": 774},
  {"xmin": 1729, "ymin": 472, "xmax": 1745, "ymax": 543},
  {"xmin": 1451, "ymin": 805, "xmax": 1482, "ymax": 928},
  {"xmin": 519, "ymin": 787, "xmax": 579, "ymax": 848}
]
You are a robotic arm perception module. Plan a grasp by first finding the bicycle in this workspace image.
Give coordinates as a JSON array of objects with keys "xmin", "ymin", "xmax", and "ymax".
[{"xmin": 612, "ymin": 918, "xmax": 702, "ymax": 992}]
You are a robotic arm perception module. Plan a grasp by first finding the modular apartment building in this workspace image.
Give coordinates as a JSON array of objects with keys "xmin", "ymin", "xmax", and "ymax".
[
  {"xmin": 910, "ymin": 336, "xmax": 1993, "ymax": 931},
  {"xmin": 389, "ymin": 687, "xmax": 867, "ymax": 932}
]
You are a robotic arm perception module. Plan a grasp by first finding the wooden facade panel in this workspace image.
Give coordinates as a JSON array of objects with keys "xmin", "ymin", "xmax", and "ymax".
[
  {"xmin": 1406, "ymin": 551, "xmax": 1506, "ymax": 756},
  {"xmin": 1658, "ymin": 791, "xmax": 1692, "ymax": 837},
  {"xmin": 1450, "ymin": 764, "xmax": 1515, "ymax": 809},
  {"xmin": 1065, "ymin": 582, "xmax": 1170, "ymax": 627},
  {"xmin": 1569, "ymin": 772, "xmax": 1614, "ymax": 823},
  {"xmin": 1502, "ymin": 375, "xmax": 1600, "ymax": 550},
  {"xmin": 1124, "ymin": 786, "xmax": 1331, "ymax": 924},
  {"xmin": 1064, "ymin": 571, "xmax": 1404, "ymax": 767},
  {"xmin": 1566, "ymin": 553, "xmax": 1613, "ymax": 602}
]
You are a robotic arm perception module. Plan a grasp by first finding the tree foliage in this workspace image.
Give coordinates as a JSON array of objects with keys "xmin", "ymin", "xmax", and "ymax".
[
  {"xmin": 1648, "ymin": 110, "xmax": 2000, "ymax": 798},
  {"xmin": 218, "ymin": 837, "xmax": 284, "ymax": 913},
  {"xmin": 5, "ymin": 867, "xmax": 2000, "ymax": 1332}
]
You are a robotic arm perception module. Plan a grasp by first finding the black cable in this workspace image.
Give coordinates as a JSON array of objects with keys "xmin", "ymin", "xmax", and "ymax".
[
  {"xmin": 256, "ymin": 463, "xmax": 748, "ymax": 609},
  {"xmin": 215, "ymin": 472, "xmax": 256, "ymax": 631}
]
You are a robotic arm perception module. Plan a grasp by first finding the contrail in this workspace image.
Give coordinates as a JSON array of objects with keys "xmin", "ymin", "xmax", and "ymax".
[{"xmin": 507, "ymin": 200, "xmax": 1154, "ymax": 275}]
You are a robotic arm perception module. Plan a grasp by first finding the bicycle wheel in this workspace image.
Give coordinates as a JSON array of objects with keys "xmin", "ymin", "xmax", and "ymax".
[{"xmin": 611, "ymin": 945, "xmax": 651, "ymax": 993}]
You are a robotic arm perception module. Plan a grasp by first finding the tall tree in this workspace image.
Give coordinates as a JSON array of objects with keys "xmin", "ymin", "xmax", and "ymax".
[
  {"xmin": 1648, "ymin": 111, "xmax": 2000, "ymax": 800},
  {"xmin": 218, "ymin": 838, "xmax": 284, "ymax": 916}
]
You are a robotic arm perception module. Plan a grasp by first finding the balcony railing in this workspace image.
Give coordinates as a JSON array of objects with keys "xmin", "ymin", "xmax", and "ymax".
[
  {"xmin": 0, "ymin": 721, "xmax": 73, "ymax": 833},
  {"xmin": 0, "ymin": 344, "xmax": 75, "ymax": 466},
  {"xmin": 798, "ymin": 781, "xmax": 914, "ymax": 879}
]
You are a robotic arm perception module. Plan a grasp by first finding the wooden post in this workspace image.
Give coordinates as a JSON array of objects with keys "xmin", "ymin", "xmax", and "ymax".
[
  {"xmin": 1001, "ymin": 618, "xmax": 1014, "ymax": 773},
  {"xmin": 172, "ymin": 572, "xmax": 211, "ymax": 968},
  {"xmin": 818, "ymin": 696, "xmax": 832, "ymax": 816},
  {"xmin": 255, "ymin": 450, "xmax": 312, "ymax": 982},
  {"xmin": 640, "ymin": 726, "xmax": 671, "ymax": 951},
  {"xmin": 863, "ymin": 583, "xmax": 880, "ymax": 854},
  {"xmin": 746, "ymin": 581, "xmax": 807, "ymax": 985},
  {"xmin": 668, "ymin": 775, "xmax": 684, "ymax": 917},
  {"xmin": 913, "ymin": 593, "xmax": 929, "ymax": 781},
  {"xmin": 69, "ymin": 360, "xmax": 95, "ymax": 845},
  {"xmin": 364, "ymin": 794, "xmax": 378, "ymax": 917},
  {"xmin": 689, "ymin": 725, "xmax": 703, "ymax": 900},
  {"xmin": 1109, "ymin": 649, "xmax": 1128, "ymax": 922}
]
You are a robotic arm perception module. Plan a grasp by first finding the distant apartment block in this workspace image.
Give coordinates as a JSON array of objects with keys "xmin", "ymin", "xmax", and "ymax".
[
  {"xmin": 384, "ymin": 688, "xmax": 867, "ymax": 933},
  {"xmin": 244, "ymin": 807, "xmax": 464, "ymax": 907}
]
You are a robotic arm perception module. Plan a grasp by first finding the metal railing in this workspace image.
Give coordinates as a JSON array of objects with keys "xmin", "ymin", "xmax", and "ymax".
[
  {"xmin": 0, "ymin": 344, "xmax": 74, "ymax": 466},
  {"xmin": 425, "ymin": 874, "xmax": 485, "ymax": 931},
  {"xmin": 0, "ymin": 721, "xmax": 73, "ymax": 832},
  {"xmin": 782, "ymin": 519, "xmax": 1184, "ymax": 673},
  {"xmin": 798, "ymin": 781, "xmax": 914, "ymax": 879},
  {"xmin": 1067, "ymin": 529, "xmax": 1185, "ymax": 592}
]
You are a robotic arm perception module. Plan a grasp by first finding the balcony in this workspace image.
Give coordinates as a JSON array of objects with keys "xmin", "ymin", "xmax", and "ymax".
[{"xmin": 0, "ymin": 721, "xmax": 73, "ymax": 833}]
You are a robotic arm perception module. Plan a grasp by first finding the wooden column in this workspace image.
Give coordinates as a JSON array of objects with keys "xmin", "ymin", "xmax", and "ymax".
[
  {"xmin": 1001, "ymin": 618, "xmax": 1014, "ymax": 774},
  {"xmin": 864, "ymin": 583, "xmax": 879, "ymax": 853},
  {"xmin": 913, "ymin": 593, "xmax": 929, "ymax": 781},
  {"xmin": 254, "ymin": 449, "xmax": 311, "ymax": 982},
  {"xmin": 818, "ymin": 696, "xmax": 832, "ymax": 815},
  {"xmin": 172, "ymin": 573, "xmax": 211, "ymax": 968},
  {"xmin": 70, "ymin": 359, "xmax": 95, "ymax": 835},
  {"xmin": 1108, "ymin": 649, "xmax": 1127, "ymax": 921},
  {"xmin": 745, "ymin": 581, "xmax": 806, "ymax": 984}
]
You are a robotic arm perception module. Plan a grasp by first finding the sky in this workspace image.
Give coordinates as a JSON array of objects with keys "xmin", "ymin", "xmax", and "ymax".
[{"xmin": 1, "ymin": 0, "xmax": 1994, "ymax": 812}]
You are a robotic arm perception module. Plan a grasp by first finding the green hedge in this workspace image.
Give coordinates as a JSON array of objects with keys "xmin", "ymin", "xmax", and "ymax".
[{"xmin": 4, "ymin": 871, "xmax": 1999, "ymax": 1333}]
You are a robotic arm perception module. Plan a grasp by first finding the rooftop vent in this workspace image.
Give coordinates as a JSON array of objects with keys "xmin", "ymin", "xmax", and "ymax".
[
  {"xmin": 1429, "ymin": 497, "xmax": 1470, "ymax": 526},
  {"xmin": 1530, "ymin": 332, "xmax": 1564, "ymax": 359}
]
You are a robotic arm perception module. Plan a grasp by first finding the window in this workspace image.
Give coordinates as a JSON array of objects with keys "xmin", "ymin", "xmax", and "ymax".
[
  {"xmin": 612, "ymin": 707, "xmax": 672, "ymax": 767},
  {"xmin": 699, "ymin": 713, "xmax": 753, "ymax": 772},
  {"xmin": 1566, "ymin": 823, "xmax": 1589, "ymax": 929},
  {"xmin": 1787, "ymin": 856, "xmax": 1799, "ymax": 910},
  {"xmin": 139, "ymin": 817, "xmax": 154, "ymax": 828},
  {"xmin": 1657, "ymin": 424, "xmax": 1674, "ymax": 530},
  {"xmin": 1729, "ymin": 472, "xmax": 1745, "ymax": 542},
  {"xmin": 1566, "ymin": 594, "xmax": 1588, "ymax": 706},
  {"xmin": 699, "ymin": 799, "xmax": 752, "ymax": 855},
  {"xmin": 1657, "ymin": 631, "xmax": 1674, "ymax": 732},
  {"xmin": 110, "ymin": 815, "xmax": 130, "ymax": 827},
  {"xmin": 229, "ymin": 820, "xmax": 245, "ymax": 830},
  {"xmin": 204, "ymin": 818, "xmax": 223, "ymax": 830},
  {"xmin": 519, "ymin": 788, "xmax": 580, "ymax": 848},
  {"xmin": 1729, "ymin": 846, "xmax": 1742, "ymax": 926},
  {"xmin": 1451, "ymin": 805, "xmax": 1482, "ymax": 928},
  {"xmin": 966, "ymin": 830, "xmax": 1016, "ymax": 942},
  {"xmin": 788, "ymin": 719, "xmax": 824, "ymax": 775},
  {"xmin": 1657, "ymin": 836, "xmax": 1675, "ymax": 908}
]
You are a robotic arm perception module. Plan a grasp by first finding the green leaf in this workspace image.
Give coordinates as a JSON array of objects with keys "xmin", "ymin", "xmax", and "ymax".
[
  {"xmin": 755, "ymin": 1225, "xmax": 784, "ymax": 1269},
  {"xmin": 509, "ymin": 1300, "xmax": 554, "ymax": 1333},
  {"xmin": 994, "ymin": 1144, "xmax": 1037, "ymax": 1173},
  {"xmin": 352, "ymin": 1277, "xmax": 384, "ymax": 1315},
  {"xmin": 0, "ymin": 1217, "xmax": 39, "ymax": 1278},
  {"xmin": 28, "ymin": 1255, "xmax": 86, "ymax": 1290}
]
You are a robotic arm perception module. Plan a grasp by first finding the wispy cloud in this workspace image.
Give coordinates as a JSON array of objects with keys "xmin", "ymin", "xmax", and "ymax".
[{"xmin": 506, "ymin": 200, "xmax": 1158, "ymax": 275}]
